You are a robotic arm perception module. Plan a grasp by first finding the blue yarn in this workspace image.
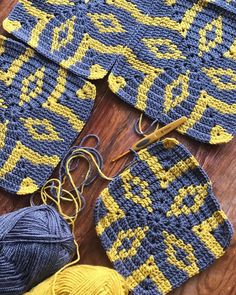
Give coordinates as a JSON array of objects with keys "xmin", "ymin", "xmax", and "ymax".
[{"xmin": 0, "ymin": 205, "xmax": 75, "ymax": 295}]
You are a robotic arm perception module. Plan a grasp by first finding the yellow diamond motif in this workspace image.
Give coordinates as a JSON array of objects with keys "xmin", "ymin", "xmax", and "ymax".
[
  {"xmin": 122, "ymin": 172, "xmax": 153, "ymax": 212},
  {"xmin": 19, "ymin": 66, "xmax": 45, "ymax": 106},
  {"xmin": 88, "ymin": 13, "xmax": 125, "ymax": 33},
  {"xmin": 143, "ymin": 38, "xmax": 185, "ymax": 59},
  {"xmin": 166, "ymin": 183, "xmax": 209, "ymax": 217},
  {"xmin": 202, "ymin": 67, "xmax": 236, "ymax": 90},
  {"xmin": 164, "ymin": 70, "xmax": 190, "ymax": 112},
  {"xmin": 199, "ymin": 16, "xmax": 223, "ymax": 57},
  {"xmin": 51, "ymin": 16, "xmax": 76, "ymax": 52},
  {"xmin": 163, "ymin": 231, "xmax": 199, "ymax": 277},
  {"xmin": 107, "ymin": 226, "xmax": 149, "ymax": 262},
  {"xmin": 21, "ymin": 118, "xmax": 62, "ymax": 141}
]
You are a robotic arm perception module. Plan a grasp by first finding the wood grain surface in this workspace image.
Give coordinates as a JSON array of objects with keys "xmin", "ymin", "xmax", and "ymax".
[{"xmin": 0, "ymin": 1, "xmax": 236, "ymax": 294}]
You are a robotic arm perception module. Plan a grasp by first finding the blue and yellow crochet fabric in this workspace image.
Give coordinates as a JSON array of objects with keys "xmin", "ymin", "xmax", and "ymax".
[
  {"xmin": 3, "ymin": 0, "xmax": 139, "ymax": 79},
  {"xmin": 94, "ymin": 138, "xmax": 233, "ymax": 295},
  {"xmin": 108, "ymin": 0, "xmax": 236, "ymax": 144},
  {"xmin": 0, "ymin": 35, "xmax": 95, "ymax": 195},
  {"xmin": 4, "ymin": 0, "xmax": 236, "ymax": 144}
]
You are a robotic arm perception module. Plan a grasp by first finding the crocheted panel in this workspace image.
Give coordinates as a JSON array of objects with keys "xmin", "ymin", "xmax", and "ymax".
[
  {"xmin": 108, "ymin": 0, "xmax": 236, "ymax": 144},
  {"xmin": 94, "ymin": 138, "xmax": 233, "ymax": 295},
  {"xmin": 0, "ymin": 36, "xmax": 95, "ymax": 195},
  {"xmin": 3, "ymin": 0, "xmax": 145, "ymax": 79}
]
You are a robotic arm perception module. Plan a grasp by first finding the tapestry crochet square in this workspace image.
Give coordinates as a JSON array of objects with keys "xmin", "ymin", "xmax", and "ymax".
[
  {"xmin": 108, "ymin": 0, "xmax": 236, "ymax": 144},
  {"xmin": 0, "ymin": 36, "xmax": 95, "ymax": 195},
  {"xmin": 4, "ymin": 0, "xmax": 236, "ymax": 145},
  {"xmin": 94, "ymin": 138, "xmax": 233, "ymax": 295},
  {"xmin": 3, "ymin": 0, "xmax": 141, "ymax": 79}
]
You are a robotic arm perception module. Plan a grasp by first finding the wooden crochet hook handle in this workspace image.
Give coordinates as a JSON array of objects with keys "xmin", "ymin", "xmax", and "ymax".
[{"xmin": 112, "ymin": 116, "xmax": 187, "ymax": 162}]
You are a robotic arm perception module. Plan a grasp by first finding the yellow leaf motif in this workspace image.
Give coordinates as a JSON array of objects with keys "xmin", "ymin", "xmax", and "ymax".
[
  {"xmin": 107, "ymin": 226, "xmax": 149, "ymax": 262},
  {"xmin": 122, "ymin": 173, "xmax": 153, "ymax": 212},
  {"xmin": 164, "ymin": 71, "xmax": 190, "ymax": 112},
  {"xmin": 164, "ymin": 231, "xmax": 199, "ymax": 276},
  {"xmin": 19, "ymin": 66, "xmax": 45, "ymax": 106},
  {"xmin": 88, "ymin": 13, "xmax": 125, "ymax": 33},
  {"xmin": 21, "ymin": 118, "xmax": 62, "ymax": 141},
  {"xmin": 202, "ymin": 67, "xmax": 236, "ymax": 90},
  {"xmin": 199, "ymin": 16, "xmax": 223, "ymax": 57},
  {"xmin": 166, "ymin": 183, "xmax": 209, "ymax": 217},
  {"xmin": 143, "ymin": 38, "xmax": 185, "ymax": 59},
  {"xmin": 51, "ymin": 16, "xmax": 76, "ymax": 52}
]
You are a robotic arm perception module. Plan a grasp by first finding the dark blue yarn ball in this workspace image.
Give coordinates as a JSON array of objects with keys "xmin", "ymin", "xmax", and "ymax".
[{"xmin": 0, "ymin": 205, "xmax": 76, "ymax": 295}]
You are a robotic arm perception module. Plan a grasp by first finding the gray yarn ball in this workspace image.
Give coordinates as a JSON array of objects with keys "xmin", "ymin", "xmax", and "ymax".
[{"xmin": 0, "ymin": 205, "xmax": 76, "ymax": 295}]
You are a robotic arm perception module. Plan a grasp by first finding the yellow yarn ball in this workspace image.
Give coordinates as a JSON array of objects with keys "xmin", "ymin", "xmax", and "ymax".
[{"xmin": 24, "ymin": 265, "xmax": 128, "ymax": 295}]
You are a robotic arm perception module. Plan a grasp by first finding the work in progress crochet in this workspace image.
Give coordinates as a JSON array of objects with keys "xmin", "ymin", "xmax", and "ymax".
[
  {"xmin": 0, "ymin": 35, "xmax": 95, "ymax": 194},
  {"xmin": 95, "ymin": 138, "xmax": 233, "ymax": 295},
  {"xmin": 0, "ymin": 0, "xmax": 234, "ymax": 294},
  {"xmin": 4, "ymin": 0, "xmax": 236, "ymax": 144}
]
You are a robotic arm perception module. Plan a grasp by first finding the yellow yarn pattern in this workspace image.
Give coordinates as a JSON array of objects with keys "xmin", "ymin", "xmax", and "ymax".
[{"xmin": 24, "ymin": 265, "xmax": 129, "ymax": 295}]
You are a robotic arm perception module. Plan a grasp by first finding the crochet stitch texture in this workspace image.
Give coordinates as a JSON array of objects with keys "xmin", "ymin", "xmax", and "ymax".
[
  {"xmin": 0, "ymin": 36, "xmax": 95, "ymax": 195},
  {"xmin": 4, "ymin": 0, "xmax": 236, "ymax": 144},
  {"xmin": 3, "ymin": 0, "xmax": 138, "ymax": 79},
  {"xmin": 108, "ymin": 0, "xmax": 236, "ymax": 144},
  {"xmin": 94, "ymin": 138, "xmax": 233, "ymax": 295}
]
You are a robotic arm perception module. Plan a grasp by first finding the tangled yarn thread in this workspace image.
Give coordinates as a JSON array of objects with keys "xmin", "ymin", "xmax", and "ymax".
[
  {"xmin": 25, "ymin": 264, "xmax": 129, "ymax": 295},
  {"xmin": 0, "ymin": 205, "xmax": 76, "ymax": 295}
]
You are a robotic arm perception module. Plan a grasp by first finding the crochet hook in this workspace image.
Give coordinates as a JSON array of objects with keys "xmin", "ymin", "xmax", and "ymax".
[{"xmin": 111, "ymin": 116, "xmax": 187, "ymax": 162}]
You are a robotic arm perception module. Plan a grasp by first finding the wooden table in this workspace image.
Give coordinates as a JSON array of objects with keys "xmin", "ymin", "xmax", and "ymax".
[{"xmin": 0, "ymin": 1, "xmax": 235, "ymax": 294}]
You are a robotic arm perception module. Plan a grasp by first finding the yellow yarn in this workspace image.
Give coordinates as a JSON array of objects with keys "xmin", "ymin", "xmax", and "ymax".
[{"xmin": 24, "ymin": 265, "xmax": 128, "ymax": 295}]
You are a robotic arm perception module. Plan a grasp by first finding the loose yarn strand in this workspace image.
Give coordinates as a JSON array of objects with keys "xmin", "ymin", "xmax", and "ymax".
[
  {"xmin": 38, "ymin": 135, "xmax": 115, "ymax": 295},
  {"xmin": 37, "ymin": 135, "xmax": 113, "ymax": 224},
  {"xmin": 134, "ymin": 113, "xmax": 159, "ymax": 136}
]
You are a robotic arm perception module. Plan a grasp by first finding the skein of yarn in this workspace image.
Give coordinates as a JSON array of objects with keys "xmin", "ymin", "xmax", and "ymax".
[
  {"xmin": 25, "ymin": 265, "xmax": 129, "ymax": 295},
  {"xmin": 0, "ymin": 205, "xmax": 76, "ymax": 295}
]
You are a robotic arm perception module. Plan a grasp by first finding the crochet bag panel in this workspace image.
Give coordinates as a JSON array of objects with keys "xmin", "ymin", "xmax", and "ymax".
[
  {"xmin": 94, "ymin": 138, "xmax": 233, "ymax": 295},
  {"xmin": 3, "ymin": 0, "xmax": 146, "ymax": 79},
  {"xmin": 108, "ymin": 0, "xmax": 236, "ymax": 144},
  {"xmin": 0, "ymin": 36, "xmax": 95, "ymax": 195}
]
